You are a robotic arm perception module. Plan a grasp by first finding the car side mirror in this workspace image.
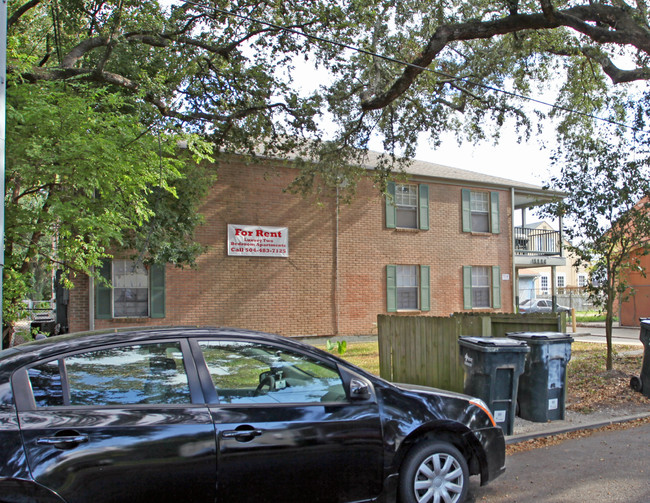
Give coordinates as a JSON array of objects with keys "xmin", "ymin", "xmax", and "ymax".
[{"xmin": 349, "ymin": 378, "xmax": 371, "ymax": 400}]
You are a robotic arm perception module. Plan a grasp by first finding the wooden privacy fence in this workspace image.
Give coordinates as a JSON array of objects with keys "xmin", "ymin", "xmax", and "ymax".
[{"xmin": 377, "ymin": 313, "xmax": 566, "ymax": 393}]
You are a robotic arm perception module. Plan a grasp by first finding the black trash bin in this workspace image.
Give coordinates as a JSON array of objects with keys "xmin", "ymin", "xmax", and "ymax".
[
  {"xmin": 458, "ymin": 337, "xmax": 530, "ymax": 435},
  {"xmin": 630, "ymin": 319, "xmax": 650, "ymax": 398},
  {"xmin": 507, "ymin": 332, "xmax": 574, "ymax": 422},
  {"xmin": 30, "ymin": 313, "xmax": 58, "ymax": 336}
]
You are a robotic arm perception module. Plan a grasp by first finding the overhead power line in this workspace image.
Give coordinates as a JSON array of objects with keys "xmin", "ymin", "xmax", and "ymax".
[{"xmin": 179, "ymin": 0, "xmax": 647, "ymax": 135}]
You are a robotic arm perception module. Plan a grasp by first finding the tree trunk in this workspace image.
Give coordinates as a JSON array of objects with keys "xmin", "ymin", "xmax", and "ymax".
[
  {"xmin": 2, "ymin": 325, "xmax": 14, "ymax": 350},
  {"xmin": 605, "ymin": 286, "xmax": 615, "ymax": 371}
]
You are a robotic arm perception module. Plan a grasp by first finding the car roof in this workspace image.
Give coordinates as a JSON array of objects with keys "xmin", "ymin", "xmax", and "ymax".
[{"xmin": 0, "ymin": 326, "xmax": 310, "ymax": 380}]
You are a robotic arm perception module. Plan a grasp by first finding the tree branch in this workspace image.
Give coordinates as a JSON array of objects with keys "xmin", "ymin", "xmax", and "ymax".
[
  {"xmin": 8, "ymin": 0, "xmax": 42, "ymax": 28},
  {"xmin": 361, "ymin": 4, "xmax": 650, "ymax": 111}
]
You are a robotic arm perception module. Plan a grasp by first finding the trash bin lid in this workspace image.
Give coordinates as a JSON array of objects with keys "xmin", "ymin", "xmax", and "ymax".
[
  {"xmin": 459, "ymin": 336, "xmax": 530, "ymax": 348},
  {"xmin": 507, "ymin": 332, "xmax": 574, "ymax": 343}
]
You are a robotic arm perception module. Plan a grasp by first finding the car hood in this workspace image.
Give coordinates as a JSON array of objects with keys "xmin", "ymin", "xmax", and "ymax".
[{"xmin": 394, "ymin": 382, "xmax": 474, "ymax": 402}]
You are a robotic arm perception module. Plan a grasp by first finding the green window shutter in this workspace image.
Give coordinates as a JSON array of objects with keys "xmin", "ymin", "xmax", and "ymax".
[
  {"xmin": 420, "ymin": 265, "xmax": 430, "ymax": 312},
  {"xmin": 463, "ymin": 266, "xmax": 473, "ymax": 309},
  {"xmin": 490, "ymin": 191, "xmax": 500, "ymax": 234},
  {"xmin": 492, "ymin": 266, "xmax": 502, "ymax": 309},
  {"xmin": 95, "ymin": 260, "xmax": 112, "ymax": 319},
  {"xmin": 386, "ymin": 182, "xmax": 396, "ymax": 229},
  {"xmin": 418, "ymin": 184, "xmax": 429, "ymax": 230},
  {"xmin": 150, "ymin": 263, "xmax": 166, "ymax": 318},
  {"xmin": 461, "ymin": 189, "xmax": 472, "ymax": 232},
  {"xmin": 386, "ymin": 265, "xmax": 397, "ymax": 312}
]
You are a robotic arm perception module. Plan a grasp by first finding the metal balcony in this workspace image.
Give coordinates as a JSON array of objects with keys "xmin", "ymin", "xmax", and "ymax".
[{"xmin": 514, "ymin": 227, "xmax": 562, "ymax": 257}]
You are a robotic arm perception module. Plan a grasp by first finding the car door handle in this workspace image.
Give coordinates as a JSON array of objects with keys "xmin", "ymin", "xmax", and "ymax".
[
  {"xmin": 37, "ymin": 434, "xmax": 89, "ymax": 447},
  {"xmin": 222, "ymin": 429, "xmax": 263, "ymax": 441}
]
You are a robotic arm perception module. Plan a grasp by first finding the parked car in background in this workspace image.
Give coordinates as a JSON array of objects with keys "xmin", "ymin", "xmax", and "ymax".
[
  {"xmin": 0, "ymin": 327, "xmax": 505, "ymax": 503},
  {"xmin": 519, "ymin": 298, "xmax": 571, "ymax": 313}
]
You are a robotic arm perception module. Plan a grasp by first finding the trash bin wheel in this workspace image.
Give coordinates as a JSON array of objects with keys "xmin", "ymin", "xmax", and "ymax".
[
  {"xmin": 630, "ymin": 376, "xmax": 643, "ymax": 393},
  {"xmin": 399, "ymin": 440, "xmax": 469, "ymax": 503}
]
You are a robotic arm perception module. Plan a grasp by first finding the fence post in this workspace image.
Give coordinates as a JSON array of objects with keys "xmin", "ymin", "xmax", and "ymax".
[{"xmin": 481, "ymin": 316, "xmax": 492, "ymax": 337}]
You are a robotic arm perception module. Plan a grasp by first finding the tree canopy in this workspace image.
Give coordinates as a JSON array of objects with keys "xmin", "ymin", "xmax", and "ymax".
[
  {"xmin": 6, "ymin": 0, "xmax": 650, "ymax": 343},
  {"xmin": 10, "ymin": 0, "xmax": 650, "ymax": 165},
  {"xmin": 3, "ymin": 80, "xmax": 212, "ymax": 343}
]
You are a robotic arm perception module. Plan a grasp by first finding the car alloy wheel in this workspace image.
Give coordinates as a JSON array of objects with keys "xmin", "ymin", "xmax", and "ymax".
[{"xmin": 400, "ymin": 440, "xmax": 469, "ymax": 503}]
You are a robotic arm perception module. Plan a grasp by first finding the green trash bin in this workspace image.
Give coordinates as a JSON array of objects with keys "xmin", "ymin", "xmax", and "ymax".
[
  {"xmin": 458, "ymin": 337, "xmax": 530, "ymax": 435},
  {"xmin": 507, "ymin": 332, "xmax": 574, "ymax": 422},
  {"xmin": 630, "ymin": 319, "xmax": 650, "ymax": 398}
]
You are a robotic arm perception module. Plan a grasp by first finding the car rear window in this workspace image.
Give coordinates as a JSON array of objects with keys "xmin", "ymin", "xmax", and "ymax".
[{"xmin": 28, "ymin": 342, "xmax": 192, "ymax": 407}]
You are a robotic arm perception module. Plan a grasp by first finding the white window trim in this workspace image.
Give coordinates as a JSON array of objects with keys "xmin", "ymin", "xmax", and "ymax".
[
  {"xmin": 396, "ymin": 264, "xmax": 420, "ymax": 311},
  {"xmin": 112, "ymin": 259, "xmax": 150, "ymax": 318},
  {"xmin": 471, "ymin": 266, "xmax": 491, "ymax": 309},
  {"xmin": 395, "ymin": 183, "xmax": 419, "ymax": 229},
  {"xmin": 539, "ymin": 275, "xmax": 550, "ymax": 295}
]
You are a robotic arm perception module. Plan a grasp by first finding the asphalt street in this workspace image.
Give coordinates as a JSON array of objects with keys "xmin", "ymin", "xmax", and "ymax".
[{"xmin": 467, "ymin": 421, "xmax": 650, "ymax": 502}]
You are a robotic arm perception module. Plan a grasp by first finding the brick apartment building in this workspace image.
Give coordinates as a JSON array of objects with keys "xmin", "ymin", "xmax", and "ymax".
[{"xmin": 67, "ymin": 153, "xmax": 564, "ymax": 336}]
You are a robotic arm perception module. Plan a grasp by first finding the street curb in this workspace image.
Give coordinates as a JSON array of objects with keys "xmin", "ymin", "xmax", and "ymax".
[{"xmin": 506, "ymin": 412, "xmax": 650, "ymax": 444}]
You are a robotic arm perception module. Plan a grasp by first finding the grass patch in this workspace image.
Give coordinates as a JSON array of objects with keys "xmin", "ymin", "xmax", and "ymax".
[
  {"xmin": 318, "ymin": 342, "xmax": 380, "ymax": 376},
  {"xmin": 575, "ymin": 311, "xmax": 618, "ymax": 323},
  {"xmin": 319, "ymin": 340, "xmax": 649, "ymax": 415}
]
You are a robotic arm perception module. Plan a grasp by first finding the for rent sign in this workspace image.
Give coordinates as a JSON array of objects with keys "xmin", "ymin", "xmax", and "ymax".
[{"xmin": 228, "ymin": 224, "xmax": 289, "ymax": 257}]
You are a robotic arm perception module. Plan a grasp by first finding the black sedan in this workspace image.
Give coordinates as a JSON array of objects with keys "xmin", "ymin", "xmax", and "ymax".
[{"xmin": 0, "ymin": 327, "xmax": 505, "ymax": 503}]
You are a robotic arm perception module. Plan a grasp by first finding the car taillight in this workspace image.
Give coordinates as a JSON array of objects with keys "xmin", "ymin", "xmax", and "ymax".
[{"xmin": 469, "ymin": 398, "xmax": 497, "ymax": 427}]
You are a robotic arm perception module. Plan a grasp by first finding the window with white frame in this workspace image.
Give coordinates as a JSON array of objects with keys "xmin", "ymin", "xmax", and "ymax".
[
  {"xmin": 461, "ymin": 189, "xmax": 499, "ymax": 234},
  {"xmin": 96, "ymin": 259, "xmax": 166, "ymax": 319},
  {"xmin": 540, "ymin": 275, "xmax": 549, "ymax": 294},
  {"xmin": 386, "ymin": 265, "xmax": 430, "ymax": 312},
  {"xmin": 557, "ymin": 274, "xmax": 566, "ymax": 290},
  {"xmin": 113, "ymin": 260, "xmax": 149, "ymax": 317},
  {"xmin": 386, "ymin": 182, "xmax": 429, "ymax": 230},
  {"xmin": 470, "ymin": 192, "xmax": 490, "ymax": 233},
  {"xmin": 395, "ymin": 184, "xmax": 418, "ymax": 229},
  {"xmin": 462, "ymin": 265, "xmax": 501, "ymax": 309},
  {"xmin": 471, "ymin": 266, "xmax": 491, "ymax": 308},
  {"xmin": 578, "ymin": 274, "xmax": 587, "ymax": 288},
  {"xmin": 397, "ymin": 265, "xmax": 419, "ymax": 310}
]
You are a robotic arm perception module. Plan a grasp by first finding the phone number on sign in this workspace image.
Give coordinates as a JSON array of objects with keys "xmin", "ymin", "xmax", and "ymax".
[{"xmin": 231, "ymin": 247, "xmax": 287, "ymax": 254}]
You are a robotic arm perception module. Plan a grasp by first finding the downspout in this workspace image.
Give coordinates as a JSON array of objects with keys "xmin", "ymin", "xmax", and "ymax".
[
  {"xmin": 89, "ymin": 270, "xmax": 95, "ymax": 331},
  {"xmin": 334, "ymin": 186, "xmax": 340, "ymax": 336},
  {"xmin": 511, "ymin": 188, "xmax": 517, "ymax": 312}
]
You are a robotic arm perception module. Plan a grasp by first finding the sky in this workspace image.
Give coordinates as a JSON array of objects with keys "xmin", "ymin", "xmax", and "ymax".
[
  {"xmin": 419, "ymin": 132, "xmax": 557, "ymax": 226},
  {"xmin": 418, "ymin": 131, "xmax": 556, "ymax": 187}
]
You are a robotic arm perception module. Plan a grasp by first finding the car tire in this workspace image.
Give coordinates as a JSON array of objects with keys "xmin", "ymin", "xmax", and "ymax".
[
  {"xmin": 399, "ymin": 440, "xmax": 469, "ymax": 503},
  {"xmin": 630, "ymin": 376, "xmax": 643, "ymax": 393}
]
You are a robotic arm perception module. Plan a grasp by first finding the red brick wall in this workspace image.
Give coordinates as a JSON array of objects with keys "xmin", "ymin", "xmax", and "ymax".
[
  {"xmin": 69, "ymin": 160, "xmax": 515, "ymax": 336},
  {"xmin": 620, "ymin": 252, "xmax": 650, "ymax": 326}
]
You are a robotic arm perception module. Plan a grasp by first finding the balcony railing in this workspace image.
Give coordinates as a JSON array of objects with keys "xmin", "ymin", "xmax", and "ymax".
[{"xmin": 514, "ymin": 227, "xmax": 562, "ymax": 256}]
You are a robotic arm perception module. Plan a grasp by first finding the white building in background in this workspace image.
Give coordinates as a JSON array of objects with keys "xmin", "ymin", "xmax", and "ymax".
[{"xmin": 516, "ymin": 221, "xmax": 590, "ymax": 307}]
